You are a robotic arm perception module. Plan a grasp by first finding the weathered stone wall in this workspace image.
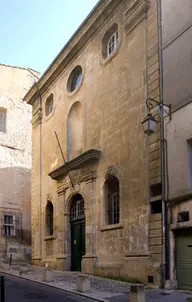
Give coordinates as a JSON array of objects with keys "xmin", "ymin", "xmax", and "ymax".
[
  {"xmin": 0, "ymin": 64, "xmax": 39, "ymax": 261},
  {"xmin": 146, "ymin": 0, "xmax": 162, "ymax": 285},
  {"xmin": 28, "ymin": 0, "xmax": 162, "ymax": 283}
]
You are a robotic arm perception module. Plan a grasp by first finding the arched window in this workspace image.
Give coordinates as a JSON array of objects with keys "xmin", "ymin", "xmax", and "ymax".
[
  {"xmin": 107, "ymin": 31, "xmax": 118, "ymax": 57},
  {"xmin": 45, "ymin": 94, "xmax": 54, "ymax": 116},
  {"xmin": 70, "ymin": 194, "xmax": 85, "ymax": 221},
  {"xmin": 104, "ymin": 176, "xmax": 120, "ymax": 225},
  {"xmin": 102, "ymin": 23, "xmax": 118, "ymax": 59},
  {"xmin": 45, "ymin": 202, "xmax": 53, "ymax": 236}
]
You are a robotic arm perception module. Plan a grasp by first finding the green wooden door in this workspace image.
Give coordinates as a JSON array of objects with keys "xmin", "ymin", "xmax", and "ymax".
[
  {"xmin": 71, "ymin": 219, "xmax": 85, "ymax": 271},
  {"xmin": 70, "ymin": 194, "xmax": 85, "ymax": 271},
  {"xmin": 176, "ymin": 231, "xmax": 192, "ymax": 289}
]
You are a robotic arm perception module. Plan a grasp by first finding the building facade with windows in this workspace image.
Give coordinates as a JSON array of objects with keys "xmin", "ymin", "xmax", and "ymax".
[
  {"xmin": 24, "ymin": 0, "xmax": 163, "ymax": 283},
  {"xmin": 0, "ymin": 64, "xmax": 39, "ymax": 261},
  {"xmin": 161, "ymin": 0, "xmax": 192, "ymax": 290}
]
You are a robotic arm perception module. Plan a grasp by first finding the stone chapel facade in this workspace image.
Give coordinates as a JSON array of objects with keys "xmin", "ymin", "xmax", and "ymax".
[{"xmin": 24, "ymin": 0, "xmax": 161, "ymax": 283}]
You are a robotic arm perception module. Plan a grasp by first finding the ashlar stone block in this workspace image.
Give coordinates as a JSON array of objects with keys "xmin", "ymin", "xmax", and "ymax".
[
  {"xmin": 129, "ymin": 284, "xmax": 146, "ymax": 302},
  {"xmin": 77, "ymin": 274, "xmax": 91, "ymax": 293}
]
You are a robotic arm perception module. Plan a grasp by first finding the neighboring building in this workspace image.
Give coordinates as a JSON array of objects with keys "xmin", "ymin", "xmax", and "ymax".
[
  {"xmin": 0, "ymin": 64, "xmax": 39, "ymax": 262},
  {"xmin": 162, "ymin": 0, "xmax": 192, "ymax": 290},
  {"xmin": 24, "ymin": 0, "xmax": 163, "ymax": 284}
]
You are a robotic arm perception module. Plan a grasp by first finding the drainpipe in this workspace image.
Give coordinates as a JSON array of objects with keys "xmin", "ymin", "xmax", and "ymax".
[{"xmin": 157, "ymin": 0, "xmax": 167, "ymax": 285}]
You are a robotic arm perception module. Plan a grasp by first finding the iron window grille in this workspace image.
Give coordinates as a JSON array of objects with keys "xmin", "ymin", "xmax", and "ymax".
[
  {"xmin": 3, "ymin": 215, "xmax": 15, "ymax": 236},
  {"xmin": 46, "ymin": 202, "xmax": 53, "ymax": 236},
  {"xmin": 105, "ymin": 176, "xmax": 120, "ymax": 225}
]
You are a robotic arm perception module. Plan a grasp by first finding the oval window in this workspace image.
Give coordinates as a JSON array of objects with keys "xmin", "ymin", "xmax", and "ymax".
[{"xmin": 67, "ymin": 66, "xmax": 82, "ymax": 93}]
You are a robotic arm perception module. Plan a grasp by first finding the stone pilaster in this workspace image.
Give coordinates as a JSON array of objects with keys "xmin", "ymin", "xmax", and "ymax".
[
  {"xmin": 146, "ymin": 0, "xmax": 162, "ymax": 285},
  {"xmin": 82, "ymin": 179, "xmax": 97, "ymax": 273}
]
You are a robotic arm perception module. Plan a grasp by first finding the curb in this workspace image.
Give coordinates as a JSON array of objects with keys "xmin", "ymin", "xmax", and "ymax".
[{"xmin": 0, "ymin": 269, "xmax": 110, "ymax": 302}]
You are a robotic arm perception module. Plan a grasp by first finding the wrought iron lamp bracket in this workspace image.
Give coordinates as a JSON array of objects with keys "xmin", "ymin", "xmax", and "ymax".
[{"xmin": 146, "ymin": 98, "xmax": 171, "ymax": 121}]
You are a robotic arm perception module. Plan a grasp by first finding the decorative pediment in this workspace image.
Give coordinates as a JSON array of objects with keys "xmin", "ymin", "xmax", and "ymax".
[
  {"xmin": 124, "ymin": 0, "xmax": 150, "ymax": 36},
  {"xmin": 49, "ymin": 149, "xmax": 101, "ymax": 181}
]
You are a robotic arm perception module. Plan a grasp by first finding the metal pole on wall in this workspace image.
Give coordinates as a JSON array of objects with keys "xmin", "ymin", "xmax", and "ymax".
[
  {"xmin": 157, "ymin": 0, "xmax": 167, "ymax": 286},
  {"xmin": 0, "ymin": 276, "xmax": 5, "ymax": 302}
]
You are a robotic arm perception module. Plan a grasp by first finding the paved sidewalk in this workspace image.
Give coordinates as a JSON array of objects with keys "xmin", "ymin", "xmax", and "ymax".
[
  {"xmin": 0, "ymin": 263, "xmax": 130, "ymax": 301},
  {"xmin": 0, "ymin": 263, "xmax": 191, "ymax": 301}
]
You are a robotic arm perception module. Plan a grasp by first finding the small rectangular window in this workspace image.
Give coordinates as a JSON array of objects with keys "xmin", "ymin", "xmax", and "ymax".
[
  {"xmin": 0, "ymin": 109, "xmax": 6, "ymax": 133},
  {"xmin": 150, "ymin": 183, "xmax": 162, "ymax": 198},
  {"xmin": 148, "ymin": 276, "xmax": 154, "ymax": 283},
  {"xmin": 3, "ymin": 215, "xmax": 15, "ymax": 236},
  {"xmin": 151, "ymin": 200, "xmax": 162, "ymax": 214},
  {"xmin": 177, "ymin": 211, "xmax": 189, "ymax": 223}
]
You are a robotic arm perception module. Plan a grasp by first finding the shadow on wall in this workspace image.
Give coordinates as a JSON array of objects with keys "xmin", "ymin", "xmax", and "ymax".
[{"xmin": 0, "ymin": 166, "xmax": 31, "ymax": 261}]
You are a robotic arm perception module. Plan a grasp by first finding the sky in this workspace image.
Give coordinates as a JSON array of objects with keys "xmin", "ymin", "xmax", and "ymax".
[{"xmin": 0, "ymin": 0, "xmax": 99, "ymax": 74}]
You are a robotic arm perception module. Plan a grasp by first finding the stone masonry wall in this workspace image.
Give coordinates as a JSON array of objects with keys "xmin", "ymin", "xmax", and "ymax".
[{"xmin": 0, "ymin": 64, "xmax": 39, "ymax": 261}]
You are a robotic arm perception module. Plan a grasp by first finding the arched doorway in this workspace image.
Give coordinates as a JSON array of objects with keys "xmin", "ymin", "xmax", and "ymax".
[{"xmin": 70, "ymin": 194, "xmax": 85, "ymax": 271}]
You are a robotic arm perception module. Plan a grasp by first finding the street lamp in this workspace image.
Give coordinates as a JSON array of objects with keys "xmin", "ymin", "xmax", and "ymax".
[
  {"xmin": 141, "ymin": 113, "xmax": 158, "ymax": 135},
  {"xmin": 141, "ymin": 98, "xmax": 171, "ymax": 135},
  {"xmin": 141, "ymin": 97, "xmax": 171, "ymax": 286}
]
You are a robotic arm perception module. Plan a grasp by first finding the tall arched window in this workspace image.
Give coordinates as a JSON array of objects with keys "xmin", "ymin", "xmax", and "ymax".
[
  {"xmin": 104, "ymin": 176, "xmax": 120, "ymax": 225},
  {"xmin": 45, "ymin": 93, "xmax": 54, "ymax": 116},
  {"xmin": 45, "ymin": 202, "xmax": 53, "ymax": 236}
]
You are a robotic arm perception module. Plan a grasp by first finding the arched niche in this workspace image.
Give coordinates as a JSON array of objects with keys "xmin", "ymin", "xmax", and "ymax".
[{"xmin": 67, "ymin": 101, "xmax": 83, "ymax": 161}]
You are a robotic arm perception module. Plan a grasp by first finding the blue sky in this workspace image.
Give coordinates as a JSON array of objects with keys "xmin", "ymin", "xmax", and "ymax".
[{"xmin": 0, "ymin": 0, "xmax": 99, "ymax": 74}]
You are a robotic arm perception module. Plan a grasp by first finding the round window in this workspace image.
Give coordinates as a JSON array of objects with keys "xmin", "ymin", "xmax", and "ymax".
[{"xmin": 67, "ymin": 65, "xmax": 82, "ymax": 93}]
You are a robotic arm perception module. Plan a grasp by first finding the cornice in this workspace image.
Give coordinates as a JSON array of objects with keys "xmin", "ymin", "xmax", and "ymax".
[
  {"xmin": 24, "ymin": 0, "xmax": 124, "ymax": 105},
  {"xmin": 124, "ymin": 0, "xmax": 150, "ymax": 35},
  {"xmin": 49, "ymin": 149, "xmax": 101, "ymax": 180}
]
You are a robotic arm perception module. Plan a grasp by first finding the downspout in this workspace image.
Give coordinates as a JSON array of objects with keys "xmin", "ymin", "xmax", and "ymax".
[{"xmin": 157, "ymin": 0, "xmax": 167, "ymax": 285}]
